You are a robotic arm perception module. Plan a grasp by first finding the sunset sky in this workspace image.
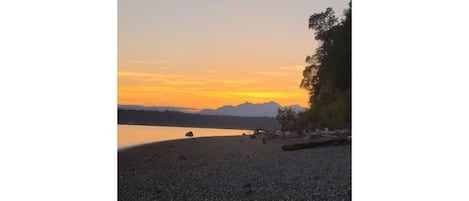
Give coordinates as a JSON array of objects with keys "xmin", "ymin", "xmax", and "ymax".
[{"xmin": 118, "ymin": 0, "xmax": 349, "ymax": 110}]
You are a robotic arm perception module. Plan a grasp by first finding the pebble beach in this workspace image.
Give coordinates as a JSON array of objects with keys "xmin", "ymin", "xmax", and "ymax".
[{"xmin": 118, "ymin": 135, "xmax": 351, "ymax": 201}]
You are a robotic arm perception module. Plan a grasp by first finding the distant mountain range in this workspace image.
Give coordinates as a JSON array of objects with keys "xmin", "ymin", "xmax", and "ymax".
[
  {"xmin": 197, "ymin": 101, "xmax": 306, "ymax": 117},
  {"xmin": 118, "ymin": 101, "xmax": 306, "ymax": 117},
  {"xmin": 117, "ymin": 105, "xmax": 197, "ymax": 113}
]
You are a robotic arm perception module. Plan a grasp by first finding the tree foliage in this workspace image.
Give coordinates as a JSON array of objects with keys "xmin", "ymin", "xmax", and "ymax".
[
  {"xmin": 275, "ymin": 107, "xmax": 298, "ymax": 132},
  {"xmin": 300, "ymin": 2, "xmax": 351, "ymax": 128}
]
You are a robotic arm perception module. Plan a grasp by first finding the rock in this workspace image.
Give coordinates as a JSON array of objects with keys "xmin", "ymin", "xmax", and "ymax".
[
  {"xmin": 178, "ymin": 155, "xmax": 187, "ymax": 160},
  {"xmin": 185, "ymin": 131, "xmax": 194, "ymax": 137},
  {"xmin": 243, "ymin": 183, "xmax": 251, "ymax": 188}
]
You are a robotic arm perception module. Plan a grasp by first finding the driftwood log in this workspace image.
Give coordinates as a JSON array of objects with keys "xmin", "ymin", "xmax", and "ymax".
[{"xmin": 281, "ymin": 136, "xmax": 350, "ymax": 151}]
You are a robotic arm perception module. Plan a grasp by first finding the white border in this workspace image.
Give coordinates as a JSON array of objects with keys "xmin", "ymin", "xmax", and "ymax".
[
  {"xmin": 1, "ymin": 0, "xmax": 469, "ymax": 200},
  {"xmin": 0, "ymin": 1, "xmax": 117, "ymax": 200}
]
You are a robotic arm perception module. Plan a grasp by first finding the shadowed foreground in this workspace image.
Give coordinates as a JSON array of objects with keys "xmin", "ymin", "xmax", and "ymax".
[{"xmin": 118, "ymin": 136, "xmax": 351, "ymax": 201}]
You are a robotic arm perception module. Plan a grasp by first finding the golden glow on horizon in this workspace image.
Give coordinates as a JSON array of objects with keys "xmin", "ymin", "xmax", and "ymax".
[{"xmin": 118, "ymin": 65, "xmax": 309, "ymax": 110}]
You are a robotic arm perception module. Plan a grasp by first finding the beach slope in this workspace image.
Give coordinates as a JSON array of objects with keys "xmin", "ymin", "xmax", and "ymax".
[{"xmin": 118, "ymin": 136, "xmax": 351, "ymax": 201}]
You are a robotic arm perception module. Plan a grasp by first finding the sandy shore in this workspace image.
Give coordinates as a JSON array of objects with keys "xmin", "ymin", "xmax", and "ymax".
[{"xmin": 118, "ymin": 135, "xmax": 351, "ymax": 201}]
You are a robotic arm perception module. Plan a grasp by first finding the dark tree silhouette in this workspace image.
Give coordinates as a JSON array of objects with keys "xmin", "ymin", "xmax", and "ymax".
[
  {"xmin": 300, "ymin": 2, "xmax": 351, "ymax": 128},
  {"xmin": 276, "ymin": 107, "xmax": 298, "ymax": 132}
]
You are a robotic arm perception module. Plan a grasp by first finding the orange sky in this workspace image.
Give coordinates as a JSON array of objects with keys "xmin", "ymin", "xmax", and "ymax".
[{"xmin": 118, "ymin": 0, "xmax": 349, "ymax": 110}]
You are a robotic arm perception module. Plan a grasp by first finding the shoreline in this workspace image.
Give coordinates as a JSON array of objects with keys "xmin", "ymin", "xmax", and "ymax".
[
  {"xmin": 118, "ymin": 125, "xmax": 252, "ymax": 150},
  {"xmin": 118, "ymin": 136, "xmax": 235, "ymax": 151},
  {"xmin": 119, "ymin": 135, "xmax": 351, "ymax": 200},
  {"xmin": 118, "ymin": 122, "xmax": 267, "ymax": 131}
]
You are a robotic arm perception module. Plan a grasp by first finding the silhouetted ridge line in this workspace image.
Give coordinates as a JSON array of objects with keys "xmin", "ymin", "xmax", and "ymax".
[{"xmin": 118, "ymin": 109, "xmax": 279, "ymax": 130}]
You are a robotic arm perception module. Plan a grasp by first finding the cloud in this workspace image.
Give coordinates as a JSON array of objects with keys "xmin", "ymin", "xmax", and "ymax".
[
  {"xmin": 125, "ymin": 59, "xmax": 170, "ymax": 65},
  {"xmin": 217, "ymin": 79, "xmax": 256, "ymax": 85},
  {"xmin": 197, "ymin": 89, "xmax": 305, "ymax": 99},
  {"xmin": 249, "ymin": 65, "xmax": 304, "ymax": 77},
  {"xmin": 279, "ymin": 65, "xmax": 304, "ymax": 71},
  {"xmin": 118, "ymin": 71, "xmax": 153, "ymax": 77},
  {"xmin": 118, "ymin": 71, "xmax": 181, "ymax": 79},
  {"xmin": 119, "ymin": 71, "xmax": 206, "ymax": 87},
  {"xmin": 164, "ymin": 80, "xmax": 206, "ymax": 86},
  {"xmin": 251, "ymin": 71, "xmax": 288, "ymax": 76}
]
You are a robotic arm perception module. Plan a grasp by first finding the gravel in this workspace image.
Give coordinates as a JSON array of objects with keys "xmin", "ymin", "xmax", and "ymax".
[{"xmin": 118, "ymin": 136, "xmax": 351, "ymax": 201}]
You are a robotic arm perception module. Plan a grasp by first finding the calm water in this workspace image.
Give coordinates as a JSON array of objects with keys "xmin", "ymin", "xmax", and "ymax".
[{"xmin": 118, "ymin": 124, "xmax": 251, "ymax": 148}]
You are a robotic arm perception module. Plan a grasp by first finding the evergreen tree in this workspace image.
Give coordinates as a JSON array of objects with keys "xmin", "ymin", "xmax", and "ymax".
[{"xmin": 300, "ymin": 3, "xmax": 351, "ymax": 128}]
